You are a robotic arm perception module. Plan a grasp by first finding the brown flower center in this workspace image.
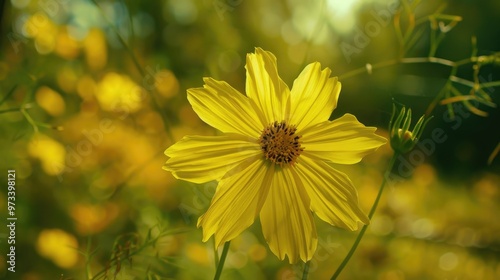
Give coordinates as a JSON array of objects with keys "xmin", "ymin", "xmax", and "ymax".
[{"xmin": 259, "ymin": 121, "xmax": 303, "ymax": 167}]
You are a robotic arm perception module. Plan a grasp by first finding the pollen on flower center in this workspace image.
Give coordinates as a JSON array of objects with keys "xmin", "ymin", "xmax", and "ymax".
[{"xmin": 259, "ymin": 121, "xmax": 304, "ymax": 167}]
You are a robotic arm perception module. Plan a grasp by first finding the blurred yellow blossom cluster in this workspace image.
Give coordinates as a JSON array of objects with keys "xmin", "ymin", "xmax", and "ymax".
[{"xmin": 24, "ymin": 13, "xmax": 107, "ymax": 66}]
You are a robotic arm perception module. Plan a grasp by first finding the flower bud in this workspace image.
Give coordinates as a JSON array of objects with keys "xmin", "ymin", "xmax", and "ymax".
[{"xmin": 389, "ymin": 103, "xmax": 433, "ymax": 154}]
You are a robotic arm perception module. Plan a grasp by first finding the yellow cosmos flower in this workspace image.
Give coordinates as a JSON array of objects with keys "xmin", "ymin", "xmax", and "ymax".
[{"xmin": 164, "ymin": 48, "xmax": 387, "ymax": 263}]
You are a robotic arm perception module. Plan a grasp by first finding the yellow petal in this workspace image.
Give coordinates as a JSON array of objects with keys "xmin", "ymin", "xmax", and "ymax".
[
  {"xmin": 301, "ymin": 114, "xmax": 387, "ymax": 164},
  {"xmin": 163, "ymin": 134, "xmax": 260, "ymax": 183},
  {"xmin": 260, "ymin": 167, "xmax": 317, "ymax": 263},
  {"xmin": 188, "ymin": 78, "xmax": 264, "ymax": 138},
  {"xmin": 198, "ymin": 157, "xmax": 274, "ymax": 247},
  {"xmin": 245, "ymin": 48, "xmax": 290, "ymax": 123},
  {"xmin": 290, "ymin": 62, "xmax": 341, "ymax": 131},
  {"xmin": 296, "ymin": 156, "xmax": 369, "ymax": 230}
]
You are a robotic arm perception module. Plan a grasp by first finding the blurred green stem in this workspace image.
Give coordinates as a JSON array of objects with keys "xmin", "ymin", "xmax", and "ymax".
[
  {"xmin": 480, "ymin": 80, "xmax": 500, "ymax": 89},
  {"xmin": 85, "ymin": 237, "xmax": 93, "ymax": 280},
  {"xmin": 21, "ymin": 105, "xmax": 39, "ymax": 133},
  {"xmin": 0, "ymin": 107, "xmax": 22, "ymax": 114},
  {"xmin": 213, "ymin": 238, "xmax": 220, "ymax": 268},
  {"xmin": 339, "ymin": 55, "xmax": 500, "ymax": 116},
  {"xmin": 339, "ymin": 55, "xmax": 489, "ymax": 81},
  {"xmin": 302, "ymin": 261, "xmax": 310, "ymax": 280},
  {"xmin": 330, "ymin": 153, "xmax": 399, "ymax": 280},
  {"xmin": 214, "ymin": 241, "xmax": 230, "ymax": 280},
  {"xmin": 0, "ymin": 85, "xmax": 18, "ymax": 106},
  {"xmin": 91, "ymin": 227, "xmax": 192, "ymax": 279},
  {"xmin": 339, "ymin": 59, "xmax": 399, "ymax": 80}
]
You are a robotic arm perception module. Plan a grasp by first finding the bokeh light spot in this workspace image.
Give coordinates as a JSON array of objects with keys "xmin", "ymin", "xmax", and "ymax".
[
  {"xmin": 11, "ymin": 0, "xmax": 30, "ymax": 9},
  {"xmin": 218, "ymin": 50, "xmax": 242, "ymax": 73},
  {"xmin": 411, "ymin": 218, "xmax": 434, "ymax": 239},
  {"xmin": 327, "ymin": 0, "xmax": 374, "ymax": 34},
  {"xmin": 248, "ymin": 244, "xmax": 267, "ymax": 262},
  {"xmin": 133, "ymin": 12, "xmax": 155, "ymax": 38},
  {"xmin": 370, "ymin": 215, "xmax": 394, "ymax": 236},
  {"xmin": 439, "ymin": 252, "xmax": 458, "ymax": 271},
  {"xmin": 228, "ymin": 251, "xmax": 248, "ymax": 269},
  {"xmin": 166, "ymin": 0, "xmax": 198, "ymax": 24}
]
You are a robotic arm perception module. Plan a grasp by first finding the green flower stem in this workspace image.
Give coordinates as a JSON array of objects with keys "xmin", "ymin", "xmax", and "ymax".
[
  {"xmin": 85, "ymin": 237, "xmax": 94, "ymax": 280},
  {"xmin": 480, "ymin": 80, "xmax": 500, "ymax": 89},
  {"xmin": 425, "ymin": 65, "xmax": 457, "ymax": 117},
  {"xmin": 339, "ymin": 56, "xmax": 457, "ymax": 81},
  {"xmin": 339, "ymin": 59, "xmax": 398, "ymax": 81},
  {"xmin": 21, "ymin": 105, "xmax": 39, "ymax": 133},
  {"xmin": 0, "ymin": 85, "xmax": 18, "ymax": 107},
  {"xmin": 214, "ymin": 241, "xmax": 231, "ymax": 280},
  {"xmin": 338, "ymin": 55, "xmax": 500, "ymax": 117},
  {"xmin": 302, "ymin": 261, "xmax": 310, "ymax": 280},
  {"xmin": 0, "ymin": 107, "xmax": 22, "ymax": 114},
  {"xmin": 338, "ymin": 55, "xmax": 491, "ymax": 82},
  {"xmin": 330, "ymin": 153, "xmax": 399, "ymax": 280},
  {"xmin": 213, "ymin": 238, "xmax": 220, "ymax": 268}
]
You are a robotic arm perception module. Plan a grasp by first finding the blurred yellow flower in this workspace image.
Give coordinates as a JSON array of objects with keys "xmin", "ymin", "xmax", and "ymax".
[
  {"xmin": 35, "ymin": 86, "xmax": 66, "ymax": 116},
  {"xmin": 77, "ymin": 75, "xmax": 97, "ymax": 101},
  {"xmin": 96, "ymin": 72, "xmax": 144, "ymax": 113},
  {"xmin": 186, "ymin": 243, "xmax": 211, "ymax": 265},
  {"xmin": 70, "ymin": 203, "xmax": 119, "ymax": 235},
  {"xmin": 154, "ymin": 69, "xmax": 179, "ymax": 98},
  {"xmin": 84, "ymin": 28, "xmax": 107, "ymax": 71},
  {"xmin": 28, "ymin": 135, "xmax": 66, "ymax": 176},
  {"xmin": 164, "ymin": 48, "xmax": 387, "ymax": 263},
  {"xmin": 55, "ymin": 28, "xmax": 81, "ymax": 59},
  {"xmin": 57, "ymin": 65, "xmax": 79, "ymax": 93},
  {"xmin": 248, "ymin": 244, "xmax": 267, "ymax": 262},
  {"xmin": 36, "ymin": 229, "xmax": 79, "ymax": 268},
  {"xmin": 24, "ymin": 12, "xmax": 58, "ymax": 54}
]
